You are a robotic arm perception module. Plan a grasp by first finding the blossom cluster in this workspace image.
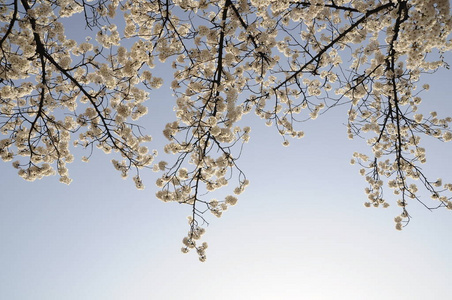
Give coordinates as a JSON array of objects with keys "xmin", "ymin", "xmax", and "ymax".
[{"xmin": 0, "ymin": 0, "xmax": 155, "ymax": 187}]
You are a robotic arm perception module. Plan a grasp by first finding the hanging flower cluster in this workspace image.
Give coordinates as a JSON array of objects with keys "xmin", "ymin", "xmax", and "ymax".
[
  {"xmin": 1, "ymin": 0, "xmax": 451, "ymax": 261},
  {"xmin": 0, "ymin": 0, "xmax": 155, "ymax": 187}
]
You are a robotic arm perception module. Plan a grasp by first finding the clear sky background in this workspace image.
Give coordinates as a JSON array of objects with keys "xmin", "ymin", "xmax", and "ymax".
[{"xmin": 2, "ymin": 11, "xmax": 452, "ymax": 300}]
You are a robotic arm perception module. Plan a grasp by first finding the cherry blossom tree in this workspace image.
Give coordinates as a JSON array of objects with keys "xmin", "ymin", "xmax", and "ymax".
[{"xmin": 1, "ymin": 0, "xmax": 451, "ymax": 261}]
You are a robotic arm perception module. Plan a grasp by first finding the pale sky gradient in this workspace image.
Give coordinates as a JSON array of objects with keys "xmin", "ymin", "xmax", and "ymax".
[{"xmin": 1, "ymin": 14, "xmax": 452, "ymax": 300}]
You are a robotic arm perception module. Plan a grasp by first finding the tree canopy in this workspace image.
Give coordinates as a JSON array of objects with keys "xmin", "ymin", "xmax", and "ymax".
[{"xmin": 1, "ymin": 0, "xmax": 452, "ymax": 261}]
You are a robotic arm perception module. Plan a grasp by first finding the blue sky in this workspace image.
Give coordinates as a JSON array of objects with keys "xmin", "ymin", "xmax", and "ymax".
[
  {"xmin": 2, "ymin": 62, "xmax": 452, "ymax": 299},
  {"xmin": 2, "ymin": 6, "xmax": 452, "ymax": 300}
]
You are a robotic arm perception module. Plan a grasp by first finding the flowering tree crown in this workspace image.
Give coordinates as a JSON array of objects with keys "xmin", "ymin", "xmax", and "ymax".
[{"xmin": 1, "ymin": 0, "xmax": 451, "ymax": 261}]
